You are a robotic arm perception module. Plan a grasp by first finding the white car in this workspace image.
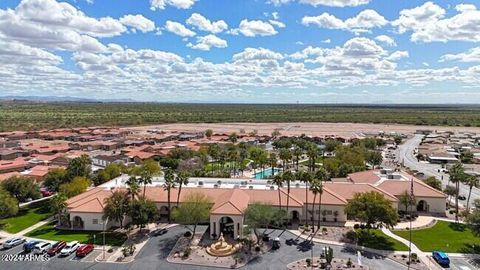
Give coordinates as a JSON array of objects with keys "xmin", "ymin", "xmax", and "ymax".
[
  {"xmin": 33, "ymin": 242, "xmax": 52, "ymax": 254},
  {"xmin": 3, "ymin": 237, "xmax": 25, "ymax": 249},
  {"xmin": 59, "ymin": 241, "xmax": 80, "ymax": 256}
]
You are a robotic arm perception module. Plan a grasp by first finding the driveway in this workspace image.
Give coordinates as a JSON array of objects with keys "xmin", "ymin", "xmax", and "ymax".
[{"xmin": 1, "ymin": 226, "xmax": 406, "ymax": 270}]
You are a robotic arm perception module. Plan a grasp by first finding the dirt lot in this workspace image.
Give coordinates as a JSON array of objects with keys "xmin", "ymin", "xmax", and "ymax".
[{"xmin": 127, "ymin": 122, "xmax": 480, "ymax": 139}]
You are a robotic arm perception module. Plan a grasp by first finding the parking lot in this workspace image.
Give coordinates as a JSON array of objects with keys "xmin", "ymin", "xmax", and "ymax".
[{"xmin": 0, "ymin": 240, "xmax": 102, "ymax": 266}]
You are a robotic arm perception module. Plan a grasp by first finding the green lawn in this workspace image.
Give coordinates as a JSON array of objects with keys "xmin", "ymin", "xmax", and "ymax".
[
  {"xmin": 26, "ymin": 222, "xmax": 127, "ymax": 247},
  {"xmin": 357, "ymin": 229, "xmax": 409, "ymax": 251},
  {"xmin": 0, "ymin": 199, "xmax": 53, "ymax": 234},
  {"xmin": 393, "ymin": 221, "xmax": 480, "ymax": 254},
  {"xmin": 205, "ymin": 160, "xmax": 251, "ymax": 171}
]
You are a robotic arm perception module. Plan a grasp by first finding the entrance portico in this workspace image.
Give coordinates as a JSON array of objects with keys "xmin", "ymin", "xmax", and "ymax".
[{"xmin": 210, "ymin": 214, "xmax": 244, "ymax": 239}]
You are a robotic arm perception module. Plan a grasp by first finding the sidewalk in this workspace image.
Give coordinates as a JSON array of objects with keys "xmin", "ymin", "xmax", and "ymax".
[{"xmin": 381, "ymin": 228, "xmax": 443, "ymax": 270}]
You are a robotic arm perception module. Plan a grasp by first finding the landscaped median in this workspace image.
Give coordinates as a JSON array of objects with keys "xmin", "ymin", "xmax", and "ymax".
[
  {"xmin": 393, "ymin": 221, "xmax": 480, "ymax": 254},
  {"xmin": 0, "ymin": 199, "xmax": 52, "ymax": 234},
  {"xmin": 25, "ymin": 221, "xmax": 128, "ymax": 247}
]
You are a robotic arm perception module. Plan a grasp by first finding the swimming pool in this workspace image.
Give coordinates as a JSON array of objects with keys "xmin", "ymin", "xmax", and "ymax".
[{"xmin": 254, "ymin": 168, "xmax": 280, "ymax": 179}]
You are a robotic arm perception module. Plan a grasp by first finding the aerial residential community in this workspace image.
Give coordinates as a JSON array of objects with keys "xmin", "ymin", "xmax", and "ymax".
[{"xmin": 2, "ymin": 0, "xmax": 480, "ymax": 270}]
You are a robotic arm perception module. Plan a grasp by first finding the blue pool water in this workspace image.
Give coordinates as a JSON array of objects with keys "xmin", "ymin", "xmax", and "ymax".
[{"xmin": 254, "ymin": 168, "xmax": 280, "ymax": 179}]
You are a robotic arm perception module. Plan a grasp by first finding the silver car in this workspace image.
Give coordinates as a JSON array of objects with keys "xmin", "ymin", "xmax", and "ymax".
[
  {"xmin": 3, "ymin": 237, "xmax": 25, "ymax": 249},
  {"xmin": 33, "ymin": 242, "xmax": 52, "ymax": 254}
]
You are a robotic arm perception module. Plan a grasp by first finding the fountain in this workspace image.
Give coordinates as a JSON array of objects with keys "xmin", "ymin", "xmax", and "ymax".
[{"xmin": 206, "ymin": 233, "xmax": 237, "ymax": 257}]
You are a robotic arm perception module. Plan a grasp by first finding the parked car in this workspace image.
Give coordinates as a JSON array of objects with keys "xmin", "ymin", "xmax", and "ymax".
[
  {"xmin": 23, "ymin": 240, "xmax": 41, "ymax": 252},
  {"xmin": 60, "ymin": 241, "xmax": 80, "ymax": 256},
  {"xmin": 151, "ymin": 228, "xmax": 168, "ymax": 236},
  {"xmin": 432, "ymin": 251, "xmax": 450, "ymax": 266},
  {"xmin": 33, "ymin": 242, "xmax": 52, "ymax": 254},
  {"xmin": 76, "ymin": 244, "xmax": 94, "ymax": 257},
  {"xmin": 47, "ymin": 241, "xmax": 67, "ymax": 256},
  {"xmin": 3, "ymin": 237, "xmax": 25, "ymax": 249},
  {"xmin": 40, "ymin": 188, "xmax": 54, "ymax": 197}
]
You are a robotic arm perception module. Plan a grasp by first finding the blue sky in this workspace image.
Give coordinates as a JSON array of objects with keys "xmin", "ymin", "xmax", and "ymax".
[{"xmin": 1, "ymin": 0, "xmax": 480, "ymax": 103}]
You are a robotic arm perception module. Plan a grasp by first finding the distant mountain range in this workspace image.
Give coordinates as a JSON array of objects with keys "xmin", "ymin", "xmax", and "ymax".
[{"xmin": 0, "ymin": 95, "xmax": 135, "ymax": 103}]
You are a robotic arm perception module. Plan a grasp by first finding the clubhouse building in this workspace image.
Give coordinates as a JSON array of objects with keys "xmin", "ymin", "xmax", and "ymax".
[{"xmin": 65, "ymin": 169, "xmax": 446, "ymax": 238}]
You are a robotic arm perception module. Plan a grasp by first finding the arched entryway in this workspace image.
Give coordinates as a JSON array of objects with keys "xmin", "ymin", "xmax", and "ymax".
[
  {"xmin": 159, "ymin": 206, "xmax": 169, "ymax": 221},
  {"xmin": 417, "ymin": 200, "xmax": 428, "ymax": 212},
  {"xmin": 219, "ymin": 216, "xmax": 235, "ymax": 238},
  {"xmin": 72, "ymin": 216, "xmax": 84, "ymax": 229}
]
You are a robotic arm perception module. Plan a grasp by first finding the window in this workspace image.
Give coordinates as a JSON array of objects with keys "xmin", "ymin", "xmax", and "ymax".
[{"xmin": 92, "ymin": 219, "xmax": 98, "ymax": 224}]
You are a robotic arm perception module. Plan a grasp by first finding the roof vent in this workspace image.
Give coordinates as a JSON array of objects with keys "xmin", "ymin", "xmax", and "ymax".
[
  {"xmin": 249, "ymin": 185, "xmax": 254, "ymax": 189},
  {"xmin": 270, "ymin": 186, "xmax": 275, "ymax": 190},
  {"xmin": 214, "ymin": 184, "xmax": 219, "ymax": 188}
]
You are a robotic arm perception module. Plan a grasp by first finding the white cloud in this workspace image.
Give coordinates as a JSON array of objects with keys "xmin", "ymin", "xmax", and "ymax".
[
  {"xmin": 150, "ymin": 0, "xmax": 198, "ymax": 10},
  {"xmin": 302, "ymin": 10, "xmax": 387, "ymax": 33},
  {"xmin": 120, "ymin": 14, "xmax": 155, "ymax": 33},
  {"xmin": 269, "ymin": 0, "xmax": 370, "ymax": 7},
  {"xmin": 393, "ymin": 2, "xmax": 480, "ymax": 42},
  {"xmin": 322, "ymin": 39, "xmax": 331, "ymax": 44},
  {"xmin": 386, "ymin": 51, "xmax": 409, "ymax": 61},
  {"xmin": 375, "ymin": 35, "xmax": 396, "ymax": 46},
  {"xmin": 188, "ymin": 34, "xmax": 227, "ymax": 51},
  {"xmin": 269, "ymin": 20, "xmax": 286, "ymax": 28},
  {"xmin": 441, "ymin": 47, "xmax": 480, "ymax": 63},
  {"xmin": 165, "ymin": 20, "xmax": 196, "ymax": 37},
  {"xmin": 186, "ymin": 13, "xmax": 228, "ymax": 33},
  {"xmin": 232, "ymin": 19, "xmax": 278, "ymax": 37}
]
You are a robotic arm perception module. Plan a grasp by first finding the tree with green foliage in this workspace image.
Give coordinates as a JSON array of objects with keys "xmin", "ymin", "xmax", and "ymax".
[
  {"xmin": 463, "ymin": 175, "xmax": 479, "ymax": 212},
  {"xmin": 93, "ymin": 163, "xmax": 122, "ymax": 186},
  {"xmin": 306, "ymin": 143, "xmax": 319, "ymax": 172},
  {"xmin": 278, "ymin": 148, "xmax": 292, "ymax": 171},
  {"xmin": 460, "ymin": 150, "xmax": 474, "ymax": 164},
  {"xmin": 171, "ymin": 192, "xmax": 212, "ymax": 238},
  {"xmin": 298, "ymin": 170, "xmax": 313, "ymax": 225},
  {"xmin": 449, "ymin": 163, "xmax": 466, "ymax": 221},
  {"xmin": 0, "ymin": 187, "xmax": 18, "ymax": 218},
  {"xmin": 424, "ymin": 176, "xmax": 442, "ymax": 191},
  {"xmin": 66, "ymin": 155, "xmax": 92, "ymax": 180},
  {"xmin": 293, "ymin": 146, "xmax": 303, "ymax": 170},
  {"xmin": 59, "ymin": 176, "xmax": 90, "ymax": 198},
  {"xmin": 466, "ymin": 199, "xmax": 480, "ymax": 236},
  {"xmin": 164, "ymin": 169, "xmax": 176, "ymax": 223},
  {"xmin": 324, "ymin": 139, "xmax": 341, "ymax": 153},
  {"xmin": 175, "ymin": 171, "xmax": 189, "ymax": 206},
  {"xmin": 103, "ymin": 190, "xmax": 130, "ymax": 228},
  {"xmin": 2, "ymin": 176, "xmax": 41, "ymax": 203},
  {"xmin": 50, "ymin": 193, "xmax": 67, "ymax": 225},
  {"xmin": 205, "ymin": 129, "xmax": 213, "ymax": 138},
  {"xmin": 310, "ymin": 179, "xmax": 323, "ymax": 232},
  {"xmin": 394, "ymin": 136, "xmax": 403, "ymax": 145},
  {"xmin": 366, "ymin": 151, "xmax": 383, "ymax": 169},
  {"xmin": 126, "ymin": 175, "xmax": 140, "ymax": 200},
  {"xmin": 272, "ymin": 174, "xmax": 283, "ymax": 210},
  {"xmin": 43, "ymin": 168, "xmax": 67, "ymax": 192},
  {"xmin": 128, "ymin": 197, "xmax": 158, "ymax": 228},
  {"xmin": 398, "ymin": 190, "xmax": 416, "ymax": 213},
  {"xmin": 244, "ymin": 203, "xmax": 286, "ymax": 244},
  {"xmin": 282, "ymin": 170, "xmax": 295, "ymax": 213},
  {"xmin": 345, "ymin": 191, "xmax": 398, "ymax": 229},
  {"xmin": 228, "ymin": 132, "xmax": 238, "ymax": 143},
  {"xmin": 268, "ymin": 152, "xmax": 278, "ymax": 176}
]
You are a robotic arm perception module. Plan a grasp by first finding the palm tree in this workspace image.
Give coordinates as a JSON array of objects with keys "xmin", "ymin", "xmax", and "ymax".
[
  {"xmin": 293, "ymin": 147, "xmax": 303, "ymax": 170},
  {"xmin": 272, "ymin": 174, "xmax": 284, "ymax": 210},
  {"xmin": 282, "ymin": 170, "xmax": 294, "ymax": 213},
  {"xmin": 311, "ymin": 180, "xmax": 323, "ymax": 235},
  {"xmin": 50, "ymin": 193, "xmax": 67, "ymax": 226},
  {"xmin": 306, "ymin": 144, "xmax": 319, "ymax": 172},
  {"xmin": 279, "ymin": 148, "xmax": 292, "ymax": 172},
  {"xmin": 126, "ymin": 175, "xmax": 140, "ymax": 200},
  {"xmin": 164, "ymin": 169, "xmax": 176, "ymax": 223},
  {"xmin": 309, "ymin": 180, "xmax": 322, "ymax": 233},
  {"xmin": 227, "ymin": 145, "xmax": 239, "ymax": 176},
  {"xmin": 268, "ymin": 152, "xmax": 278, "ymax": 176},
  {"xmin": 175, "ymin": 171, "xmax": 190, "ymax": 207},
  {"xmin": 464, "ymin": 174, "xmax": 479, "ymax": 212},
  {"xmin": 299, "ymin": 171, "xmax": 313, "ymax": 225},
  {"xmin": 449, "ymin": 162, "xmax": 465, "ymax": 222},
  {"xmin": 139, "ymin": 170, "xmax": 153, "ymax": 197}
]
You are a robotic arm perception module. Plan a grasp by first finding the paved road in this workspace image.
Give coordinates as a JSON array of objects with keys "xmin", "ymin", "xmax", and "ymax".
[
  {"xmin": 0, "ymin": 227, "xmax": 406, "ymax": 270},
  {"xmin": 396, "ymin": 135, "xmax": 480, "ymax": 209}
]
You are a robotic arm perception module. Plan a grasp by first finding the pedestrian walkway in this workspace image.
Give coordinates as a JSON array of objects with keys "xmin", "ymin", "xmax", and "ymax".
[{"xmin": 381, "ymin": 228, "xmax": 443, "ymax": 270}]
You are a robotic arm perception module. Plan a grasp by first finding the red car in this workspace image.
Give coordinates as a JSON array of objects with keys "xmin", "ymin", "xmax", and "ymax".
[
  {"xmin": 47, "ymin": 241, "xmax": 67, "ymax": 256},
  {"xmin": 40, "ymin": 188, "xmax": 54, "ymax": 197},
  {"xmin": 76, "ymin": 244, "xmax": 94, "ymax": 257}
]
